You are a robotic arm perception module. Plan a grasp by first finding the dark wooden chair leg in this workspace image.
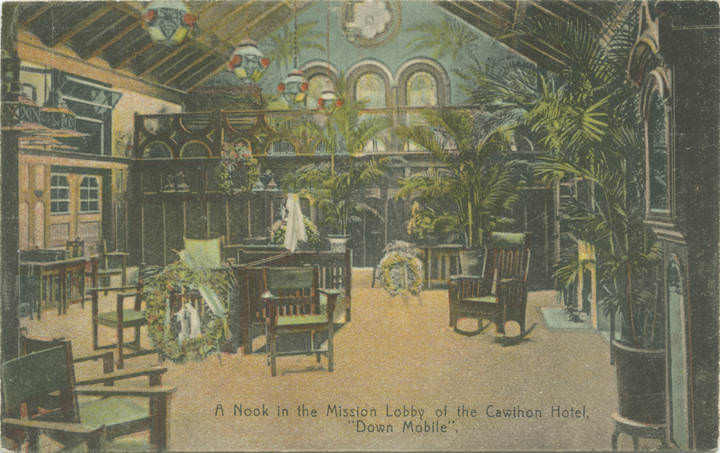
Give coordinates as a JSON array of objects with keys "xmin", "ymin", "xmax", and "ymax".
[
  {"xmin": 632, "ymin": 435, "xmax": 639, "ymax": 451},
  {"xmin": 270, "ymin": 332, "xmax": 277, "ymax": 377},
  {"xmin": 150, "ymin": 395, "xmax": 171, "ymax": 451},
  {"xmin": 92, "ymin": 291, "xmax": 99, "ymax": 350},
  {"xmin": 117, "ymin": 294, "xmax": 124, "ymax": 369},
  {"xmin": 611, "ymin": 428, "xmax": 619, "ymax": 451},
  {"xmin": 328, "ymin": 327, "xmax": 334, "ymax": 373}
]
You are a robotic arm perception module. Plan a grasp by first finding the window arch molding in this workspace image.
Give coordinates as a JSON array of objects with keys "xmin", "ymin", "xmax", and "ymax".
[
  {"xmin": 300, "ymin": 60, "xmax": 340, "ymax": 109},
  {"xmin": 640, "ymin": 68, "xmax": 673, "ymax": 220},
  {"xmin": 396, "ymin": 58, "xmax": 450, "ymax": 106},
  {"xmin": 346, "ymin": 60, "xmax": 394, "ymax": 107}
]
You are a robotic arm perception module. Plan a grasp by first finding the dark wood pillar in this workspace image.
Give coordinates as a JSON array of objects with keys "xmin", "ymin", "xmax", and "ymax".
[{"xmin": 1, "ymin": 2, "xmax": 21, "ymax": 360}]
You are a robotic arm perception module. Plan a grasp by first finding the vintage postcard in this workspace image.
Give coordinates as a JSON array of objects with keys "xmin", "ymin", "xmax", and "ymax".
[{"xmin": 1, "ymin": 0, "xmax": 718, "ymax": 451}]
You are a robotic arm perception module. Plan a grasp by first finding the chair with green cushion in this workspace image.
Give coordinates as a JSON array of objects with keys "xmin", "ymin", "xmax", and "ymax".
[
  {"xmin": 2, "ymin": 341, "xmax": 175, "ymax": 452},
  {"xmin": 449, "ymin": 233, "xmax": 531, "ymax": 336},
  {"xmin": 90, "ymin": 263, "xmax": 158, "ymax": 369},
  {"xmin": 262, "ymin": 266, "xmax": 340, "ymax": 376}
]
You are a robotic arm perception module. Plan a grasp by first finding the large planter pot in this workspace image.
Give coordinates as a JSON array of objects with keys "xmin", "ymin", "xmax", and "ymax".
[
  {"xmin": 458, "ymin": 248, "xmax": 484, "ymax": 276},
  {"xmin": 612, "ymin": 341, "xmax": 666, "ymax": 425},
  {"xmin": 327, "ymin": 235, "xmax": 350, "ymax": 253}
]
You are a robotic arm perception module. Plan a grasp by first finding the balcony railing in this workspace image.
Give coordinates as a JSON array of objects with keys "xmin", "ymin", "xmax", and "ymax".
[{"xmin": 132, "ymin": 105, "xmax": 486, "ymax": 160}]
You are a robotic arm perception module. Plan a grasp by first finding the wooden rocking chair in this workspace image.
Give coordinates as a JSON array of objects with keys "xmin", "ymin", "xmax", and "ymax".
[{"xmin": 449, "ymin": 233, "xmax": 531, "ymax": 336}]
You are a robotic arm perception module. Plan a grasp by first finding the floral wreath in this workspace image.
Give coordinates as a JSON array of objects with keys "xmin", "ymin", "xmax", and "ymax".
[
  {"xmin": 216, "ymin": 141, "xmax": 260, "ymax": 195},
  {"xmin": 379, "ymin": 251, "xmax": 423, "ymax": 296},
  {"xmin": 144, "ymin": 260, "xmax": 233, "ymax": 362}
]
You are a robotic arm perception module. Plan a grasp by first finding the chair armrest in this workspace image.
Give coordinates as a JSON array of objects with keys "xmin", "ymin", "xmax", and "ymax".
[
  {"xmin": 318, "ymin": 288, "xmax": 342, "ymax": 296},
  {"xmin": 2, "ymin": 417, "xmax": 104, "ymax": 437},
  {"xmin": 75, "ymin": 367, "xmax": 167, "ymax": 387},
  {"xmin": 74, "ymin": 386, "xmax": 175, "ymax": 397},
  {"xmin": 74, "ymin": 350, "xmax": 114, "ymax": 374}
]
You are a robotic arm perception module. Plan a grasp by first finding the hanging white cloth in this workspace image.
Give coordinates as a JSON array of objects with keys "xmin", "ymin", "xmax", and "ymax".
[
  {"xmin": 175, "ymin": 303, "xmax": 201, "ymax": 345},
  {"xmin": 284, "ymin": 193, "xmax": 307, "ymax": 253}
]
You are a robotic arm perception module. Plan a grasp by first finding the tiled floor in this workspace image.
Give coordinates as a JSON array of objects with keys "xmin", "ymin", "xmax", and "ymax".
[{"xmin": 20, "ymin": 269, "xmax": 654, "ymax": 451}]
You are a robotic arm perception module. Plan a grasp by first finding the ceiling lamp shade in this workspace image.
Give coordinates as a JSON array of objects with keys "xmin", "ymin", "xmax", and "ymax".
[
  {"xmin": 228, "ymin": 40, "xmax": 270, "ymax": 82},
  {"xmin": 143, "ymin": 1, "xmax": 196, "ymax": 46},
  {"xmin": 278, "ymin": 69, "xmax": 308, "ymax": 106}
]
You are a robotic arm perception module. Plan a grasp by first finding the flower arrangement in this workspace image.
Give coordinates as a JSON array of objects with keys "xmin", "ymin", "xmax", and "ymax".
[
  {"xmin": 216, "ymin": 141, "xmax": 259, "ymax": 195},
  {"xmin": 144, "ymin": 260, "xmax": 233, "ymax": 362},
  {"xmin": 272, "ymin": 217, "xmax": 321, "ymax": 248},
  {"xmin": 378, "ymin": 250, "xmax": 423, "ymax": 296}
]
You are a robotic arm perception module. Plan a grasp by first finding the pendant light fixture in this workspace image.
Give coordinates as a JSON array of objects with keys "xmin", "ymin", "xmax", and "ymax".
[
  {"xmin": 277, "ymin": 0, "xmax": 308, "ymax": 107},
  {"xmin": 318, "ymin": 6, "xmax": 341, "ymax": 110},
  {"xmin": 229, "ymin": 39, "xmax": 270, "ymax": 82},
  {"xmin": 143, "ymin": 1, "xmax": 196, "ymax": 46}
]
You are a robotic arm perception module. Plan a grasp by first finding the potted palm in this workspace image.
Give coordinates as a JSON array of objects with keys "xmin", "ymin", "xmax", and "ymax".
[
  {"xmin": 396, "ymin": 109, "xmax": 519, "ymax": 274},
  {"xmin": 465, "ymin": 13, "xmax": 666, "ymax": 426},
  {"xmin": 295, "ymin": 77, "xmax": 390, "ymax": 251}
]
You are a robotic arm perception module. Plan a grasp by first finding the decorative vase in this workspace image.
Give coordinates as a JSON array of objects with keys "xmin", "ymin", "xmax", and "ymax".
[
  {"xmin": 327, "ymin": 235, "xmax": 349, "ymax": 253},
  {"xmin": 612, "ymin": 341, "xmax": 666, "ymax": 425}
]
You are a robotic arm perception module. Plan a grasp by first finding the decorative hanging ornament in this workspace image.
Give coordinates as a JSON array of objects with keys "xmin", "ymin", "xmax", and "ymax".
[
  {"xmin": 278, "ymin": 69, "xmax": 308, "ymax": 106},
  {"xmin": 228, "ymin": 39, "xmax": 270, "ymax": 82},
  {"xmin": 143, "ymin": 1, "xmax": 196, "ymax": 46}
]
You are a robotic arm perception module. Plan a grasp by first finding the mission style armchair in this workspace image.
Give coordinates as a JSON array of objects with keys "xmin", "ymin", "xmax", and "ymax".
[
  {"xmin": 262, "ymin": 266, "xmax": 341, "ymax": 376},
  {"xmin": 448, "ymin": 233, "xmax": 531, "ymax": 336},
  {"xmin": 2, "ymin": 339, "xmax": 174, "ymax": 452}
]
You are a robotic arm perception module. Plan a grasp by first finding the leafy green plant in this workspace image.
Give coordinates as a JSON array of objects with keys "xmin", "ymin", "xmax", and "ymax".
[
  {"xmin": 462, "ymin": 12, "xmax": 662, "ymax": 347},
  {"xmin": 396, "ymin": 109, "xmax": 520, "ymax": 248},
  {"xmin": 407, "ymin": 18, "xmax": 478, "ymax": 61}
]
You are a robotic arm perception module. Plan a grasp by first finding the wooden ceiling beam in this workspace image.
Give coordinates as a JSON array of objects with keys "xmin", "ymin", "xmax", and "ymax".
[
  {"xmin": 163, "ymin": 54, "xmax": 213, "ymax": 85},
  {"xmin": 445, "ymin": 2, "xmax": 504, "ymax": 34},
  {"xmin": 53, "ymin": 5, "xmax": 113, "ymax": 47},
  {"xmin": 153, "ymin": 49, "xmax": 204, "ymax": 80},
  {"xmin": 176, "ymin": 57, "xmax": 224, "ymax": 89},
  {"xmin": 21, "ymin": 4, "xmax": 54, "ymax": 27},
  {"xmin": 202, "ymin": 0, "xmax": 259, "ymax": 38},
  {"xmin": 185, "ymin": 1, "xmax": 290, "ymax": 92},
  {"xmin": 528, "ymin": 2, "xmax": 566, "ymax": 22},
  {"xmin": 226, "ymin": 1, "xmax": 289, "ymax": 44},
  {"xmin": 561, "ymin": 0, "xmax": 605, "ymax": 25},
  {"xmin": 87, "ymin": 20, "xmax": 141, "ymax": 60},
  {"xmin": 139, "ymin": 42, "xmax": 192, "ymax": 77},
  {"xmin": 468, "ymin": 1, "xmax": 513, "ymax": 26},
  {"xmin": 519, "ymin": 38, "xmax": 565, "ymax": 67},
  {"xmin": 112, "ymin": 41, "xmax": 154, "ymax": 69}
]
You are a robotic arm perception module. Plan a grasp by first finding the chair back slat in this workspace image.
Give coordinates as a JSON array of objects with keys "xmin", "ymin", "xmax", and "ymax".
[{"xmin": 2, "ymin": 345, "xmax": 73, "ymax": 411}]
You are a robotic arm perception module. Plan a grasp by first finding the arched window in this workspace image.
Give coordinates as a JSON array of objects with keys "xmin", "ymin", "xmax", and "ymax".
[
  {"xmin": 407, "ymin": 71, "xmax": 438, "ymax": 107},
  {"xmin": 50, "ymin": 174, "xmax": 70, "ymax": 214},
  {"xmin": 355, "ymin": 72, "xmax": 386, "ymax": 108},
  {"xmin": 80, "ymin": 176, "xmax": 100, "ymax": 213}
]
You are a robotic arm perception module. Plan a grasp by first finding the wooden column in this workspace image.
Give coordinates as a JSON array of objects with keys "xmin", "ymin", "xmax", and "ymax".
[{"xmin": 1, "ymin": 2, "xmax": 21, "ymax": 360}]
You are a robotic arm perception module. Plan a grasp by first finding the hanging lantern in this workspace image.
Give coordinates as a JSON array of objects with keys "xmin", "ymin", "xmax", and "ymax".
[
  {"xmin": 317, "ymin": 89, "xmax": 341, "ymax": 109},
  {"xmin": 228, "ymin": 40, "xmax": 270, "ymax": 82},
  {"xmin": 278, "ymin": 69, "xmax": 308, "ymax": 106},
  {"xmin": 40, "ymin": 99, "xmax": 76, "ymax": 131},
  {"xmin": 143, "ymin": 1, "xmax": 196, "ymax": 46}
]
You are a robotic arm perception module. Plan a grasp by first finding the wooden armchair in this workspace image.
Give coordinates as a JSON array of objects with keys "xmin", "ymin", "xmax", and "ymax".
[
  {"xmin": 262, "ymin": 266, "xmax": 341, "ymax": 376},
  {"xmin": 90, "ymin": 263, "xmax": 157, "ymax": 369},
  {"xmin": 448, "ymin": 233, "xmax": 531, "ymax": 336},
  {"xmin": 2, "ymin": 341, "xmax": 175, "ymax": 452}
]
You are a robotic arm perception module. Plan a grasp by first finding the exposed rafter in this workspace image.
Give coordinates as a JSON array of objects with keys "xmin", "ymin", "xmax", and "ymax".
[
  {"xmin": 87, "ymin": 20, "xmax": 141, "ymax": 59},
  {"xmin": 163, "ymin": 54, "xmax": 213, "ymax": 86},
  {"xmin": 52, "ymin": 5, "xmax": 113, "ymax": 47},
  {"xmin": 113, "ymin": 41, "xmax": 153, "ymax": 69}
]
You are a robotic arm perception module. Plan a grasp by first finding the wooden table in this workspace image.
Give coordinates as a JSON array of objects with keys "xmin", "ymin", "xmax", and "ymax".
[{"xmin": 20, "ymin": 256, "xmax": 92, "ymax": 319}]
